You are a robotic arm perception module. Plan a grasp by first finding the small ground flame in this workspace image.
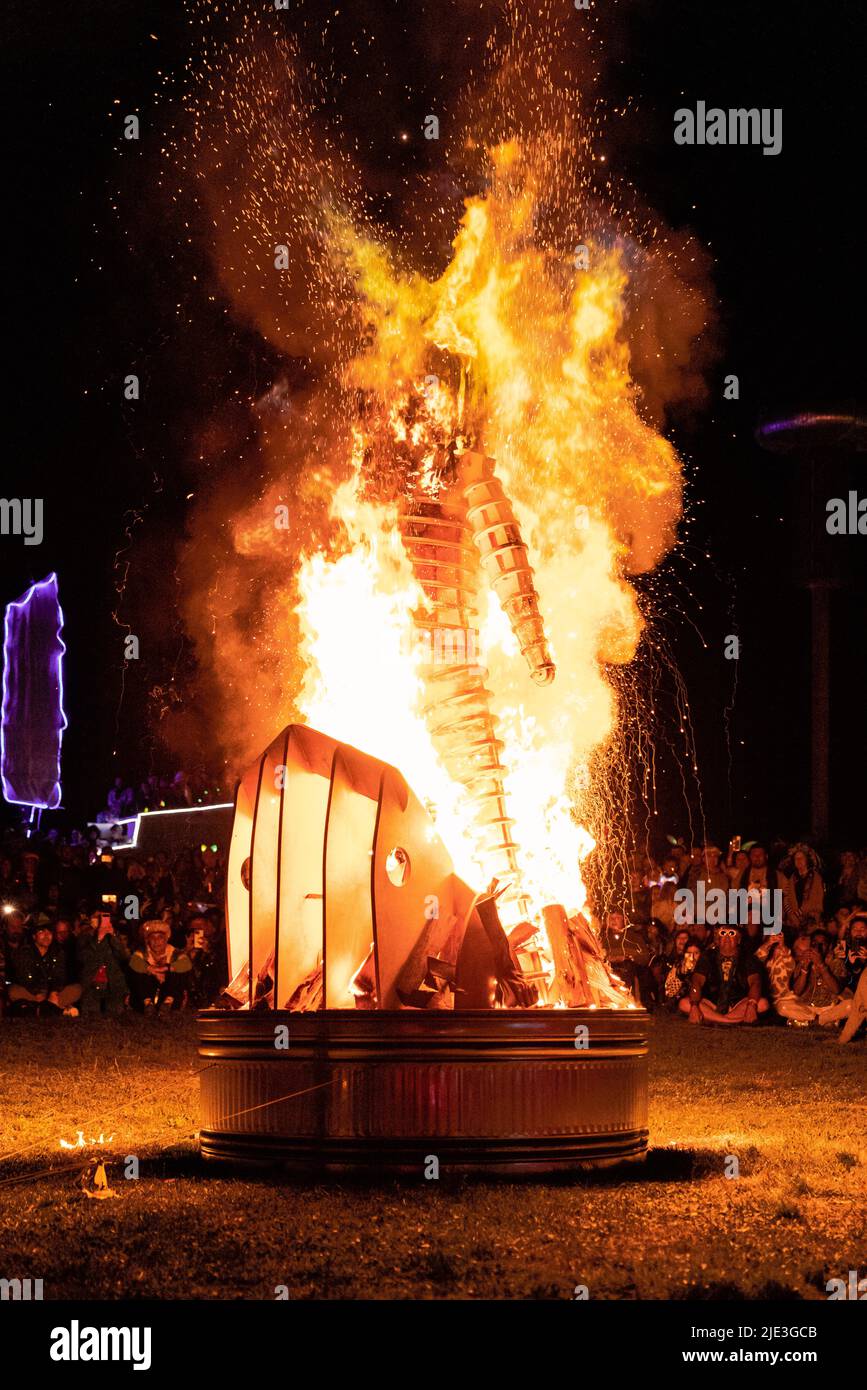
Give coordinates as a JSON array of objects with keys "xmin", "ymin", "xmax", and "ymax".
[{"xmin": 59, "ymin": 1131, "xmax": 115, "ymax": 1150}]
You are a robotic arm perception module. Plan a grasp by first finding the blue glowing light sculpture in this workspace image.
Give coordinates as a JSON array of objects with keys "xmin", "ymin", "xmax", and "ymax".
[{"xmin": 1, "ymin": 573, "xmax": 67, "ymax": 810}]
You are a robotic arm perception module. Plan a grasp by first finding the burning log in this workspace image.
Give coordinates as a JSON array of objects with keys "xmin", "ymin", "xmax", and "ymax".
[
  {"xmin": 458, "ymin": 884, "xmax": 538, "ymax": 1008},
  {"xmin": 507, "ymin": 920, "xmax": 551, "ymax": 993},
  {"xmin": 393, "ymin": 880, "xmax": 534, "ymax": 1009},
  {"xmin": 544, "ymin": 904, "xmax": 593, "ymax": 1006},
  {"xmin": 543, "ymin": 904, "xmax": 631, "ymax": 1008}
]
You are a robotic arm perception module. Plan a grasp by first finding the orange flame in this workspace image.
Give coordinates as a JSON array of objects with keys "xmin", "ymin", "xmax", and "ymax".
[
  {"xmin": 288, "ymin": 139, "xmax": 682, "ymax": 923},
  {"xmin": 59, "ymin": 1131, "xmax": 115, "ymax": 1150},
  {"xmin": 172, "ymin": 7, "xmax": 701, "ymax": 955}
]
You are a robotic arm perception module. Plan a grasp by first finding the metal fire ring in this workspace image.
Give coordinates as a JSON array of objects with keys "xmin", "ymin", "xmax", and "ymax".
[{"xmin": 198, "ymin": 1008, "xmax": 649, "ymax": 1175}]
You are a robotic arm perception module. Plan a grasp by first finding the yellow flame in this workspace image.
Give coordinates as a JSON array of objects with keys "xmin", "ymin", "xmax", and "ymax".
[
  {"xmin": 59, "ymin": 1131, "xmax": 115, "ymax": 1150},
  {"xmin": 290, "ymin": 139, "xmax": 683, "ymax": 925}
]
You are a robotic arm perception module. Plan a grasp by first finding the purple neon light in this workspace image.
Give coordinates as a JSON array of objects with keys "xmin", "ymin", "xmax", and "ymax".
[
  {"xmin": 1, "ymin": 573, "xmax": 68, "ymax": 810},
  {"xmin": 757, "ymin": 413, "xmax": 861, "ymax": 436}
]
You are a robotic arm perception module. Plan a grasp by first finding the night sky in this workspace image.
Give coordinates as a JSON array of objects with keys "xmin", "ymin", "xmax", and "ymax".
[{"xmin": 4, "ymin": 0, "xmax": 865, "ymax": 845}]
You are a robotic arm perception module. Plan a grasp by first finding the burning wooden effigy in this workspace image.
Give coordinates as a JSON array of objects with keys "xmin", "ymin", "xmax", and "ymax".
[
  {"xmin": 198, "ymin": 449, "xmax": 648, "ymax": 1174},
  {"xmin": 220, "ymin": 722, "xmax": 627, "ymax": 1014}
]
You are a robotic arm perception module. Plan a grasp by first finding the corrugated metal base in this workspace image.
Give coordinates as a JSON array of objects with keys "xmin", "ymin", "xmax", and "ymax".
[{"xmin": 198, "ymin": 1008, "xmax": 649, "ymax": 1174}]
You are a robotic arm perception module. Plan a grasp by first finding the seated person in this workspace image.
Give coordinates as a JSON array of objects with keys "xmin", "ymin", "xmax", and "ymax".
[
  {"xmin": 1, "ymin": 907, "xmax": 28, "ymax": 957},
  {"xmin": 77, "ymin": 911, "xmax": 130, "ymax": 1016},
  {"xmin": 0, "ymin": 907, "xmax": 29, "ymax": 1016},
  {"xmin": 833, "ymin": 850, "xmax": 861, "ymax": 911},
  {"xmin": 183, "ymin": 913, "xmax": 229, "ymax": 1008},
  {"xmin": 754, "ymin": 931, "xmax": 794, "ymax": 1014},
  {"xmin": 831, "ymin": 905, "xmax": 853, "ymax": 941},
  {"xmin": 837, "ymin": 912, "xmax": 867, "ymax": 997},
  {"xmin": 726, "ymin": 846, "xmax": 751, "ymax": 888},
  {"xmin": 838, "ymin": 951, "xmax": 867, "ymax": 1043},
  {"xmin": 53, "ymin": 917, "xmax": 77, "ymax": 983},
  {"xmin": 780, "ymin": 844, "xmax": 825, "ymax": 932},
  {"xmin": 129, "ymin": 919, "xmax": 192, "ymax": 1014},
  {"xmin": 650, "ymin": 858, "xmax": 680, "ymax": 935},
  {"xmin": 770, "ymin": 930, "xmax": 851, "ymax": 1027},
  {"xmin": 679, "ymin": 924, "xmax": 769, "ymax": 1025},
  {"xmin": 7, "ymin": 919, "xmax": 82, "ymax": 1017},
  {"xmin": 688, "ymin": 919, "xmax": 712, "ymax": 952},
  {"xmin": 666, "ymin": 927, "xmax": 692, "ymax": 962},
  {"xmin": 601, "ymin": 910, "xmax": 655, "ymax": 1006},
  {"xmin": 644, "ymin": 920, "xmax": 667, "ymax": 1005},
  {"xmin": 662, "ymin": 936, "xmax": 703, "ymax": 1011},
  {"xmin": 686, "ymin": 843, "xmax": 730, "ymax": 899}
]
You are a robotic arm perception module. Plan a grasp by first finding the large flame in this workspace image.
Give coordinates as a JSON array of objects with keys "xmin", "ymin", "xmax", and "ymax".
[
  {"xmin": 167, "ymin": 3, "xmax": 704, "ymax": 938},
  {"xmin": 287, "ymin": 139, "xmax": 681, "ymax": 920}
]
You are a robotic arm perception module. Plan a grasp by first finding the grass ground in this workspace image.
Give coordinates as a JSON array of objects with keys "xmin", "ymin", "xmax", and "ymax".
[{"xmin": 0, "ymin": 1014, "xmax": 864, "ymax": 1300}]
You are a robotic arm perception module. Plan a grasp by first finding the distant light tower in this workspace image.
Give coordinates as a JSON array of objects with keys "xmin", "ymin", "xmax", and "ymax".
[{"xmin": 756, "ymin": 412, "xmax": 867, "ymax": 841}]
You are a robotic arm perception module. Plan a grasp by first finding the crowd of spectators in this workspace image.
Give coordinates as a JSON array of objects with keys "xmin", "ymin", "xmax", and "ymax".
[
  {"xmin": 601, "ymin": 838, "xmax": 867, "ymax": 1040},
  {"xmin": 2, "ymin": 812, "xmax": 866, "ymax": 1041},
  {"xmin": 0, "ymin": 821, "xmax": 229, "ymax": 1020},
  {"xmin": 95, "ymin": 770, "xmax": 224, "ymax": 823}
]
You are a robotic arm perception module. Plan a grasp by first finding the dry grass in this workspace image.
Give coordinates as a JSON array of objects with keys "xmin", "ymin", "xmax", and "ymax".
[{"xmin": 0, "ymin": 1013, "xmax": 864, "ymax": 1299}]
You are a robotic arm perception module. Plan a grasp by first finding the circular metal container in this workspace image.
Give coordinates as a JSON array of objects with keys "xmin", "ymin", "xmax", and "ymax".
[{"xmin": 198, "ymin": 1008, "xmax": 649, "ymax": 1175}]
